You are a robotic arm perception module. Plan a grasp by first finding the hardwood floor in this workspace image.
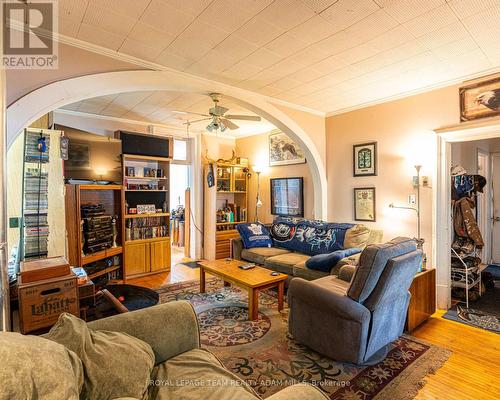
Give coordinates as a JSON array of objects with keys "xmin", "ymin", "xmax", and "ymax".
[{"xmin": 129, "ymin": 264, "xmax": 500, "ymax": 399}]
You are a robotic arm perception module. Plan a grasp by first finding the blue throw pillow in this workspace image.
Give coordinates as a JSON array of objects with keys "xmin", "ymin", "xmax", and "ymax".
[
  {"xmin": 237, "ymin": 223, "xmax": 273, "ymax": 249},
  {"xmin": 270, "ymin": 217, "xmax": 354, "ymax": 256},
  {"xmin": 305, "ymin": 248, "xmax": 362, "ymax": 272}
]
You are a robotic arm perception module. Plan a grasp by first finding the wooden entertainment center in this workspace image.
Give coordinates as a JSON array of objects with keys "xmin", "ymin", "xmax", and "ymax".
[{"xmin": 64, "ymin": 132, "xmax": 172, "ymax": 284}]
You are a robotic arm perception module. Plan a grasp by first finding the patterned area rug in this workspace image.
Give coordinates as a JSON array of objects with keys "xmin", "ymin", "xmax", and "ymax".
[{"xmin": 156, "ymin": 278, "xmax": 451, "ymax": 400}]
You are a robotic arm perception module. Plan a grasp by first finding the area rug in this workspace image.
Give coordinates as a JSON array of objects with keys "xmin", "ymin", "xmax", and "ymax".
[
  {"xmin": 179, "ymin": 260, "xmax": 201, "ymax": 269},
  {"xmin": 156, "ymin": 278, "xmax": 451, "ymax": 400},
  {"xmin": 443, "ymin": 274, "xmax": 500, "ymax": 333}
]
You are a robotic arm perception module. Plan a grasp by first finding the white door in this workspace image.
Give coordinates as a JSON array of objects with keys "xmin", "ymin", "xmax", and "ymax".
[
  {"xmin": 492, "ymin": 153, "xmax": 500, "ymax": 264},
  {"xmin": 477, "ymin": 150, "xmax": 491, "ymax": 263}
]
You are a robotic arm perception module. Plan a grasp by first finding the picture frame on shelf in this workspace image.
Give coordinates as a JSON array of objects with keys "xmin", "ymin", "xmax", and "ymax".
[
  {"xmin": 460, "ymin": 76, "xmax": 500, "ymax": 122},
  {"xmin": 269, "ymin": 131, "xmax": 306, "ymax": 166},
  {"xmin": 270, "ymin": 177, "xmax": 304, "ymax": 217},
  {"xmin": 354, "ymin": 187, "xmax": 376, "ymax": 222},
  {"xmin": 353, "ymin": 142, "xmax": 377, "ymax": 177}
]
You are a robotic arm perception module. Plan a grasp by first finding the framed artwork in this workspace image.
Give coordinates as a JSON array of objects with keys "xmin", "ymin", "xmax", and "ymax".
[
  {"xmin": 269, "ymin": 131, "xmax": 306, "ymax": 166},
  {"xmin": 354, "ymin": 187, "xmax": 376, "ymax": 222},
  {"xmin": 65, "ymin": 141, "xmax": 90, "ymax": 170},
  {"xmin": 353, "ymin": 142, "xmax": 377, "ymax": 176},
  {"xmin": 270, "ymin": 177, "xmax": 304, "ymax": 217},
  {"xmin": 460, "ymin": 76, "xmax": 500, "ymax": 122}
]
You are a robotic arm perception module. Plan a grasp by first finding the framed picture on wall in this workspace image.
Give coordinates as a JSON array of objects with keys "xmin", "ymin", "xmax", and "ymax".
[
  {"xmin": 354, "ymin": 187, "xmax": 376, "ymax": 222},
  {"xmin": 353, "ymin": 142, "xmax": 377, "ymax": 177},
  {"xmin": 270, "ymin": 177, "xmax": 304, "ymax": 217},
  {"xmin": 269, "ymin": 131, "xmax": 306, "ymax": 166},
  {"xmin": 65, "ymin": 141, "xmax": 90, "ymax": 170},
  {"xmin": 460, "ymin": 76, "xmax": 500, "ymax": 122}
]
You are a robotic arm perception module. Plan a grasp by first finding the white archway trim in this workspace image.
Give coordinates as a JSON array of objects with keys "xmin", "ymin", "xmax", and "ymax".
[
  {"xmin": 434, "ymin": 117, "xmax": 500, "ymax": 310},
  {"xmin": 7, "ymin": 70, "xmax": 328, "ymax": 220}
]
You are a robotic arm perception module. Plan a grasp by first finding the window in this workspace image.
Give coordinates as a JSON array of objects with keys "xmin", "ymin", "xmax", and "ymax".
[{"xmin": 173, "ymin": 139, "xmax": 188, "ymax": 161}]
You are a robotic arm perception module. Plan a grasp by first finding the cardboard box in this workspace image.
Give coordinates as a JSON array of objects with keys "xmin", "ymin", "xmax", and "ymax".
[
  {"xmin": 18, "ymin": 273, "xmax": 78, "ymax": 334},
  {"xmin": 20, "ymin": 256, "xmax": 70, "ymax": 283}
]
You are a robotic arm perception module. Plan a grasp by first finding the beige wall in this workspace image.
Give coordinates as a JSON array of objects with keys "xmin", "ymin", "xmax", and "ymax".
[
  {"xmin": 273, "ymin": 103, "xmax": 326, "ymax": 166},
  {"xmin": 236, "ymin": 131, "xmax": 314, "ymax": 223},
  {"xmin": 326, "ymin": 85, "xmax": 462, "ymax": 263}
]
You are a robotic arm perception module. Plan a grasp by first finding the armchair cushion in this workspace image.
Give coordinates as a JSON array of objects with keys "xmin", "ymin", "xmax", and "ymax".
[
  {"xmin": 347, "ymin": 237, "xmax": 417, "ymax": 303},
  {"xmin": 237, "ymin": 222, "xmax": 273, "ymax": 249},
  {"xmin": 305, "ymin": 248, "xmax": 362, "ymax": 272},
  {"xmin": 45, "ymin": 313, "xmax": 155, "ymax": 400},
  {"xmin": 0, "ymin": 332, "xmax": 84, "ymax": 400},
  {"xmin": 149, "ymin": 348, "xmax": 258, "ymax": 400},
  {"xmin": 86, "ymin": 301, "xmax": 200, "ymax": 365}
]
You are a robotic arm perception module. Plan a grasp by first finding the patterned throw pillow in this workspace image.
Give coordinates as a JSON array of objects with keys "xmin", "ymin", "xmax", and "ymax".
[{"xmin": 237, "ymin": 222, "xmax": 273, "ymax": 249}]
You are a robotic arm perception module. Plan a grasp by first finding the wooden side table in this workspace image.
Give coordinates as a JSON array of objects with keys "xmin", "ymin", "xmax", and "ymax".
[{"xmin": 405, "ymin": 268, "xmax": 436, "ymax": 332}]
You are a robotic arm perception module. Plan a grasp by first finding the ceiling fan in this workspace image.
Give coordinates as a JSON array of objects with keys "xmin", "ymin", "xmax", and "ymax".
[{"xmin": 172, "ymin": 93, "xmax": 261, "ymax": 132}]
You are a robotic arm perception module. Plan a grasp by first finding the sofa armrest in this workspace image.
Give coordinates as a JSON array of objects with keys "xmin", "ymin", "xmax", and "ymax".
[
  {"xmin": 338, "ymin": 265, "xmax": 357, "ymax": 282},
  {"xmin": 288, "ymin": 278, "xmax": 369, "ymax": 322},
  {"xmin": 87, "ymin": 301, "xmax": 200, "ymax": 365},
  {"xmin": 331, "ymin": 252, "xmax": 361, "ymax": 275},
  {"xmin": 231, "ymin": 237, "xmax": 244, "ymax": 260},
  {"xmin": 266, "ymin": 383, "xmax": 329, "ymax": 400}
]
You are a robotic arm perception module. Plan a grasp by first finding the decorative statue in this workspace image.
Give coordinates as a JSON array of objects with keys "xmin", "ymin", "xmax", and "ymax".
[{"xmin": 111, "ymin": 215, "xmax": 118, "ymax": 248}]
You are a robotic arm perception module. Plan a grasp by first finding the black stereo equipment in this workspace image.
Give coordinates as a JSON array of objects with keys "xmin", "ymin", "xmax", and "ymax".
[{"xmin": 81, "ymin": 204, "xmax": 106, "ymax": 217}]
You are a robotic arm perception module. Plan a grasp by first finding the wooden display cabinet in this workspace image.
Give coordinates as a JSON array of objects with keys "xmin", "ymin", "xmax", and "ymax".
[
  {"xmin": 204, "ymin": 161, "xmax": 249, "ymax": 260},
  {"xmin": 64, "ymin": 184, "xmax": 124, "ymax": 283},
  {"xmin": 122, "ymin": 154, "xmax": 171, "ymax": 278}
]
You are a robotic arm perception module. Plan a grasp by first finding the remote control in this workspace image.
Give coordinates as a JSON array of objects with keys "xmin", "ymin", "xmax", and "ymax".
[
  {"xmin": 270, "ymin": 272, "xmax": 280, "ymax": 276},
  {"xmin": 239, "ymin": 263, "xmax": 256, "ymax": 270}
]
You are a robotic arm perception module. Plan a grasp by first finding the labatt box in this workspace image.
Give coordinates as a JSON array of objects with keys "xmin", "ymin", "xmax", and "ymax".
[{"xmin": 18, "ymin": 273, "xmax": 78, "ymax": 334}]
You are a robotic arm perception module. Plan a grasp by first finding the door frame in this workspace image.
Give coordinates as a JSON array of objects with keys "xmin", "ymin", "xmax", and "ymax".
[
  {"xmin": 435, "ymin": 117, "xmax": 500, "ymax": 309},
  {"xmin": 477, "ymin": 148, "xmax": 492, "ymax": 264},
  {"xmin": 491, "ymin": 152, "xmax": 500, "ymax": 264}
]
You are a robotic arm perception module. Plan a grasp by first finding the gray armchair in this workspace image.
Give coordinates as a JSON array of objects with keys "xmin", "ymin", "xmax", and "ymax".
[{"xmin": 288, "ymin": 237, "xmax": 422, "ymax": 365}]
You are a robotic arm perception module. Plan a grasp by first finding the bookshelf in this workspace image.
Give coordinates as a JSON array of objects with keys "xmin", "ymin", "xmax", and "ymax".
[
  {"xmin": 204, "ymin": 161, "xmax": 249, "ymax": 260},
  {"xmin": 122, "ymin": 153, "xmax": 171, "ymax": 278}
]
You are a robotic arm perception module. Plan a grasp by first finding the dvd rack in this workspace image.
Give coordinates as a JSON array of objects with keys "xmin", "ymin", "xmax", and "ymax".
[
  {"xmin": 125, "ymin": 216, "xmax": 169, "ymax": 241},
  {"xmin": 22, "ymin": 131, "xmax": 50, "ymax": 260}
]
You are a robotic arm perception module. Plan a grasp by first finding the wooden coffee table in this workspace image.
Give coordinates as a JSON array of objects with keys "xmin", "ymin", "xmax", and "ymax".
[{"xmin": 198, "ymin": 259, "xmax": 287, "ymax": 321}]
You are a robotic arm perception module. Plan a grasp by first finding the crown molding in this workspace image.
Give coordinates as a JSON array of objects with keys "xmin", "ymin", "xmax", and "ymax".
[{"xmin": 325, "ymin": 66, "xmax": 500, "ymax": 118}]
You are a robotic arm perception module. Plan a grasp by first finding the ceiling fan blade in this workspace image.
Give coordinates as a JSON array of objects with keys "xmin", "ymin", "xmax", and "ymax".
[
  {"xmin": 172, "ymin": 110, "xmax": 210, "ymax": 117},
  {"xmin": 221, "ymin": 118, "xmax": 239, "ymax": 130},
  {"xmin": 225, "ymin": 114, "xmax": 261, "ymax": 121},
  {"xmin": 209, "ymin": 105, "xmax": 229, "ymax": 116},
  {"xmin": 185, "ymin": 117, "xmax": 211, "ymax": 124}
]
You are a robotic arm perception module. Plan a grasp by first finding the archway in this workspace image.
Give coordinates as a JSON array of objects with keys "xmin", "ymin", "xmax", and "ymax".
[{"xmin": 7, "ymin": 70, "xmax": 328, "ymax": 220}]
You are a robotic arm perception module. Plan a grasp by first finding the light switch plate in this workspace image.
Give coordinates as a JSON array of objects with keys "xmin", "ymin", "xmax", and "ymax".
[{"xmin": 408, "ymin": 195, "xmax": 416, "ymax": 205}]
